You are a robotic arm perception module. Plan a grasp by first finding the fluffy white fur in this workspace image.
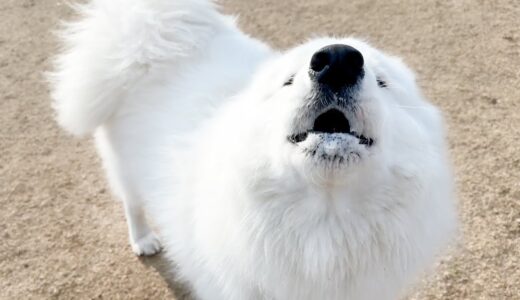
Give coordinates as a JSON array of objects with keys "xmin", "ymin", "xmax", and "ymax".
[{"xmin": 50, "ymin": 0, "xmax": 457, "ymax": 299}]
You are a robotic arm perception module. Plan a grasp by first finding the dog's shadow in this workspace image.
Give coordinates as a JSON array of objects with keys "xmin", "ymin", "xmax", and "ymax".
[{"xmin": 139, "ymin": 253, "xmax": 195, "ymax": 300}]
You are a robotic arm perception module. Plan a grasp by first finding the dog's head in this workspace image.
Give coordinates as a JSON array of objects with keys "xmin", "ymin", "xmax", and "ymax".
[{"xmin": 231, "ymin": 37, "xmax": 443, "ymax": 185}]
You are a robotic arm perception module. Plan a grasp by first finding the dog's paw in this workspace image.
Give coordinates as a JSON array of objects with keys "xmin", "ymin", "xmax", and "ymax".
[{"xmin": 130, "ymin": 231, "xmax": 162, "ymax": 256}]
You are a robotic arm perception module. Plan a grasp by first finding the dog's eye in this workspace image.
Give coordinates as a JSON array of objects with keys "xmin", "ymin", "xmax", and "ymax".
[
  {"xmin": 283, "ymin": 75, "xmax": 295, "ymax": 86},
  {"xmin": 376, "ymin": 77, "xmax": 388, "ymax": 88}
]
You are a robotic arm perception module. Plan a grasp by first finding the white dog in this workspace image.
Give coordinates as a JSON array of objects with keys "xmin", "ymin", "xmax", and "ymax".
[{"xmin": 50, "ymin": 0, "xmax": 457, "ymax": 299}]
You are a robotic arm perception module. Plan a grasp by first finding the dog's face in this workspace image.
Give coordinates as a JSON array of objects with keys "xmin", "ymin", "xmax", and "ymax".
[{"xmin": 237, "ymin": 37, "xmax": 440, "ymax": 185}]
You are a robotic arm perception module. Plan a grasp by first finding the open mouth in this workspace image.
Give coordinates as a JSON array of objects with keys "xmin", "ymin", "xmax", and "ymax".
[{"xmin": 288, "ymin": 108, "xmax": 374, "ymax": 146}]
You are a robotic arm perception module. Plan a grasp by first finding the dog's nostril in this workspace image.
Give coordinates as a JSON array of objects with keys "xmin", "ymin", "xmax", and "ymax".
[{"xmin": 310, "ymin": 51, "xmax": 330, "ymax": 73}]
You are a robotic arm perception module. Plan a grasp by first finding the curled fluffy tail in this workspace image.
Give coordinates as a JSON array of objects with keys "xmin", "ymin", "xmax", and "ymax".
[{"xmin": 49, "ymin": 0, "xmax": 220, "ymax": 135}]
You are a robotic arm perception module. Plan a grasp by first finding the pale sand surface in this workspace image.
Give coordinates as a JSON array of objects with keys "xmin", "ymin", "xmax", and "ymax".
[{"xmin": 1, "ymin": 0, "xmax": 519, "ymax": 299}]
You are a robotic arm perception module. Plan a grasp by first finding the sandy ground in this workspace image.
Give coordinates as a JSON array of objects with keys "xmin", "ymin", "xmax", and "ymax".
[{"xmin": 1, "ymin": 0, "xmax": 519, "ymax": 299}]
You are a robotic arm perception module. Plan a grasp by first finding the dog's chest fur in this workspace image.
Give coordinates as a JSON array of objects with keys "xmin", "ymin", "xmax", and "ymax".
[{"xmin": 222, "ymin": 169, "xmax": 420, "ymax": 300}]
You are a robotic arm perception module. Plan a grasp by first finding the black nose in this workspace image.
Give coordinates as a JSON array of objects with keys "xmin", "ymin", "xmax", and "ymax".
[{"xmin": 309, "ymin": 44, "xmax": 364, "ymax": 89}]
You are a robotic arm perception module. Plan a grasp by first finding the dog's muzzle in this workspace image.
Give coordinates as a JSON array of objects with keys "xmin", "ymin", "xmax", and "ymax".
[{"xmin": 288, "ymin": 44, "xmax": 373, "ymax": 147}]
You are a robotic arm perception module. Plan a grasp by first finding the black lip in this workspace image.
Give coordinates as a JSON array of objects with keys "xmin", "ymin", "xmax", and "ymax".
[
  {"xmin": 288, "ymin": 132, "xmax": 308, "ymax": 143},
  {"xmin": 356, "ymin": 134, "xmax": 374, "ymax": 146},
  {"xmin": 288, "ymin": 131, "xmax": 374, "ymax": 147}
]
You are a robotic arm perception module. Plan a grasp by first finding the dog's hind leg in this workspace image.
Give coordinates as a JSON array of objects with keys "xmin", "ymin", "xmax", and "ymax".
[
  {"xmin": 95, "ymin": 128, "xmax": 161, "ymax": 256},
  {"xmin": 108, "ymin": 166, "xmax": 161, "ymax": 256},
  {"xmin": 122, "ymin": 195, "xmax": 161, "ymax": 256},
  {"xmin": 107, "ymin": 167, "xmax": 162, "ymax": 256}
]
